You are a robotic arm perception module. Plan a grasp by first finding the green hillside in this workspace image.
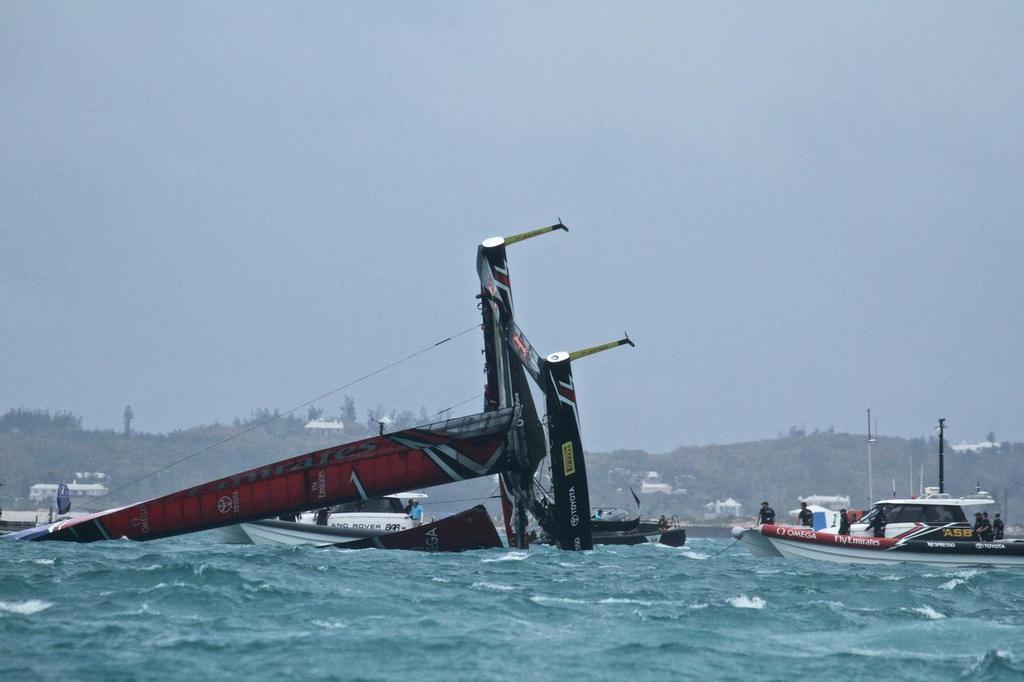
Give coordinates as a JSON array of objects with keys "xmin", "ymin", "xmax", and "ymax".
[{"xmin": 3, "ymin": 412, "xmax": 1022, "ymax": 523}]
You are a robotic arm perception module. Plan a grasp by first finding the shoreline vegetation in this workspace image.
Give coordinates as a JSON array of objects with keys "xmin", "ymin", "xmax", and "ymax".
[{"xmin": 2, "ymin": 407, "xmax": 1021, "ymax": 523}]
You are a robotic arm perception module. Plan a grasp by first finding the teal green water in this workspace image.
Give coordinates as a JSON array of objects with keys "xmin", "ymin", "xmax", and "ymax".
[{"xmin": 2, "ymin": 536, "xmax": 1023, "ymax": 681}]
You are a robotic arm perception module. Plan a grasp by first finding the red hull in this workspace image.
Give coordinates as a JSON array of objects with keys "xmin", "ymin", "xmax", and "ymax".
[{"xmin": 332, "ymin": 505, "xmax": 502, "ymax": 552}]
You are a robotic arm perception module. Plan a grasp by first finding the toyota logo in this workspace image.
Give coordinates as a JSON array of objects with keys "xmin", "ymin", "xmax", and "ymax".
[{"xmin": 217, "ymin": 496, "xmax": 233, "ymax": 514}]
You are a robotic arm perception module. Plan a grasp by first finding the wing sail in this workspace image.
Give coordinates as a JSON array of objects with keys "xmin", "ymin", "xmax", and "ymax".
[{"xmin": 24, "ymin": 409, "xmax": 514, "ymax": 543}]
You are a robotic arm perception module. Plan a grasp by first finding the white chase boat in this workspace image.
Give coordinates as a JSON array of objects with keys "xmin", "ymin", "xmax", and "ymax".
[
  {"xmin": 732, "ymin": 491, "xmax": 1023, "ymax": 566},
  {"xmin": 215, "ymin": 492, "xmax": 427, "ymax": 547}
]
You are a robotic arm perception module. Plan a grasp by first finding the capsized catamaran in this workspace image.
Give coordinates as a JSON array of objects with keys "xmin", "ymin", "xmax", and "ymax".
[
  {"xmin": 10, "ymin": 221, "xmax": 637, "ymax": 553},
  {"xmin": 7, "ymin": 409, "xmax": 515, "ymax": 542}
]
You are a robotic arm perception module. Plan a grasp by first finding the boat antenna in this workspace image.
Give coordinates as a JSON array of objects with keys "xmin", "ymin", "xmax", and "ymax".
[
  {"xmin": 866, "ymin": 409, "xmax": 876, "ymax": 506},
  {"xmin": 937, "ymin": 417, "xmax": 946, "ymax": 494}
]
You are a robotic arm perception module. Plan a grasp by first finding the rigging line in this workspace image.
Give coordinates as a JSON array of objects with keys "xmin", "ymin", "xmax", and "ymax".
[
  {"xmin": 706, "ymin": 539, "xmax": 739, "ymax": 560},
  {"xmin": 81, "ymin": 323, "xmax": 482, "ymax": 511},
  {"xmin": 430, "ymin": 393, "xmax": 484, "ymax": 418}
]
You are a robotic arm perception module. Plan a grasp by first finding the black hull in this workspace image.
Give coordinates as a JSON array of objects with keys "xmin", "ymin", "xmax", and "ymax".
[
  {"xmin": 330, "ymin": 506, "xmax": 502, "ymax": 552},
  {"xmin": 591, "ymin": 518, "xmax": 641, "ymax": 533},
  {"xmin": 590, "ymin": 528, "xmax": 687, "ymax": 547}
]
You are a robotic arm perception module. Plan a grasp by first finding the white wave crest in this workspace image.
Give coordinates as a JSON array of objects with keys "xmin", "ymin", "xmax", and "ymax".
[
  {"xmin": 32, "ymin": 558, "xmax": 56, "ymax": 566},
  {"xmin": 907, "ymin": 605, "xmax": 945, "ymax": 620},
  {"xmin": 598, "ymin": 597, "xmax": 656, "ymax": 606},
  {"xmin": 312, "ymin": 620, "xmax": 348, "ymax": 630},
  {"xmin": 472, "ymin": 581, "xmax": 516, "ymax": 592},
  {"xmin": 726, "ymin": 595, "xmax": 766, "ymax": 609},
  {"xmin": 529, "ymin": 595, "xmax": 587, "ymax": 605},
  {"xmin": 482, "ymin": 551, "xmax": 529, "ymax": 563},
  {"xmin": 0, "ymin": 600, "xmax": 54, "ymax": 615}
]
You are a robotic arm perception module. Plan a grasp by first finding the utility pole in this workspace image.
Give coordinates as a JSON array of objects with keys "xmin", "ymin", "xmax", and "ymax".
[
  {"xmin": 937, "ymin": 417, "xmax": 946, "ymax": 494},
  {"xmin": 123, "ymin": 405, "xmax": 134, "ymax": 437}
]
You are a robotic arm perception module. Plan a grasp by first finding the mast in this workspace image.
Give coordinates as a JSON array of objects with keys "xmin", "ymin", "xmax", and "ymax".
[{"xmin": 938, "ymin": 417, "xmax": 946, "ymax": 494}]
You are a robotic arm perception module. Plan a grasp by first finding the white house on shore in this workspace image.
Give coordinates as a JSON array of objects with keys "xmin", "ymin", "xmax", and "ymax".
[
  {"xmin": 951, "ymin": 441, "xmax": 1001, "ymax": 453},
  {"xmin": 639, "ymin": 471, "xmax": 673, "ymax": 495},
  {"xmin": 703, "ymin": 498, "xmax": 743, "ymax": 518},
  {"xmin": 304, "ymin": 418, "xmax": 345, "ymax": 437},
  {"xmin": 799, "ymin": 494, "xmax": 851, "ymax": 510},
  {"xmin": 29, "ymin": 473, "xmax": 109, "ymax": 503}
]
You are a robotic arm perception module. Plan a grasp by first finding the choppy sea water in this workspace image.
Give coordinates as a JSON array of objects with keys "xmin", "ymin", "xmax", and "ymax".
[{"xmin": 2, "ymin": 535, "xmax": 1023, "ymax": 681}]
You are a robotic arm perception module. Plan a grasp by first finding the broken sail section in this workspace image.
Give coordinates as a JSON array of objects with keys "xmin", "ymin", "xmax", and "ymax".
[{"xmin": 14, "ymin": 409, "xmax": 514, "ymax": 543}]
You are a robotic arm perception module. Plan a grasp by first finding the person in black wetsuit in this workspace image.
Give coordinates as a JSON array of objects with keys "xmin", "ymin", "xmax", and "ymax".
[
  {"xmin": 993, "ymin": 513, "xmax": 1005, "ymax": 540},
  {"xmin": 976, "ymin": 513, "xmax": 993, "ymax": 541},
  {"xmin": 867, "ymin": 507, "xmax": 887, "ymax": 538},
  {"xmin": 838, "ymin": 508, "xmax": 850, "ymax": 536},
  {"xmin": 757, "ymin": 501, "xmax": 776, "ymax": 526},
  {"xmin": 798, "ymin": 502, "xmax": 814, "ymax": 527}
]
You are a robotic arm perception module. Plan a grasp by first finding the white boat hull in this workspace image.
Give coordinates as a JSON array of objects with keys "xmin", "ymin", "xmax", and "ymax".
[{"xmin": 732, "ymin": 526, "xmax": 1024, "ymax": 566}]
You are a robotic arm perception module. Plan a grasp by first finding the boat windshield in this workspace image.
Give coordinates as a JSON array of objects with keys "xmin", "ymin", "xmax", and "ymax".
[{"xmin": 859, "ymin": 503, "xmax": 966, "ymax": 525}]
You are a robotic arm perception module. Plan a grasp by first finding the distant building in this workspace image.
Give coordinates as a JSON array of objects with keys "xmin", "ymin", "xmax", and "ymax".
[
  {"xmin": 799, "ymin": 494, "xmax": 850, "ymax": 510},
  {"xmin": 304, "ymin": 418, "xmax": 345, "ymax": 432},
  {"xmin": 640, "ymin": 471, "xmax": 673, "ymax": 495},
  {"xmin": 703, "ymin": 498, "xmax": 743, "ymax": 518},
  {"xmin": 951, "ymin": 441, "xmax": 1001, "ymax": 454},
  {"xmin": 29, "ymin": 482, "xmax": 109, "ymax": 504}
]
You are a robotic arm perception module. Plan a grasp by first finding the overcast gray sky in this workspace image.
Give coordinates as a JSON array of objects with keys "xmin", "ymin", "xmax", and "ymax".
[{"xmin": 3, "ymin": 3, "xmax": 1022, "ymax": 452}]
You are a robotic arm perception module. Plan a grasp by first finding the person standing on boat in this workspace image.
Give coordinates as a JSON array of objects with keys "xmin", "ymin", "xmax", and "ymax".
[
  {"xmin": 838, "ymin": 509, "xmax": 851, "ymax": 536},
  {"xmin": 409, "ymin": 499, "xmax": 424, "ymax": 527},
  {"xmin": 756, "ymin": 501, "xmax": 776, "ymax": 526},
  {"xmin": 974, "ymin": 512, "xmax": 991, "ymax": 540},
  {"xmin": 867, "ymin": 507, "xmax": 887, "ymax": 538},
  {"xmin": 994, "ymin": 513, "xmax": 1005, "ymax": 540},
  {"xmin": 977, "ymin": 513, "xmax": 994, "ymax": 541},
  {"xmin": 798, "ymin": 502, "xmax": 813, "ymax": 527}
]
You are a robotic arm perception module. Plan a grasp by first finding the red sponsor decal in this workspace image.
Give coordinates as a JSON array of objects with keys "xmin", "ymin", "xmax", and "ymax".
[{"xmin": 761, "ymin": 524, "xmax": 898, "ymax": 549}]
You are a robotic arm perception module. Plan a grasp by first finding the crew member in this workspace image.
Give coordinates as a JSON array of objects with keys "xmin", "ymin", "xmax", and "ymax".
[
  {"xmin": 867, "ymin": 507, "xmax": 887, "ymax": 538},
  {"xmin": 976, "ymin": 512, "xmax": 993, "ymax": 541},
  {"xmin": 798, "ymin": 502, "xmax": 814, "ymax": 527},
  {"xmin": 657, "ymin": 515, "xmax": 670, "ymax": 531},
  {"xmin": 409, "ymin": 499, "xmax": 424, "ymax": 527},
  {"xmin": 315, "ymin": 507, "xmax": 330, "ymax": 526},
  {"xmin": 994, "ymin": 513, "xmax": 1005, "ymax": 540},
  {"xmin": 838, "ymin": 508, "xmax": 850, "ymax": 536},
  {"xmin": 757, "ymin": 501, "xmax": 776, "ymax": 526}
]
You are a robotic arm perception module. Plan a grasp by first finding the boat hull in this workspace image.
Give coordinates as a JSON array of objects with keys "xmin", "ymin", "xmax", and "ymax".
[
  {"xmin": 732, "ymin": 525, "xmax": 1024, "ymax": 566},
  {"xmin": 332, "ymin": 505, "xmax": 502, "ymax": 552}
]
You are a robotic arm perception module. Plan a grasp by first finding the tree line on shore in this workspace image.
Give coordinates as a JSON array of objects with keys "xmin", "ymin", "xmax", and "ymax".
[{"xmin": 2, "ymin": 407, "xmax": 1022, "ymax": 523}]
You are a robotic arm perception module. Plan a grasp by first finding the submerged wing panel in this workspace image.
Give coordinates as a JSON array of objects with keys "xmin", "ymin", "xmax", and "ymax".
[{"xmin": 25, "ymin": 410, "xmax": 514, "ymax": 542}]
